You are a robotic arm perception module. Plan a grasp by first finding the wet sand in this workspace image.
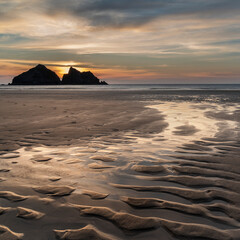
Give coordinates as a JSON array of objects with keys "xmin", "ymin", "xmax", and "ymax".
[{"xmin": 0, "ymin": 89, "xmax": 240, "ymax": 239}]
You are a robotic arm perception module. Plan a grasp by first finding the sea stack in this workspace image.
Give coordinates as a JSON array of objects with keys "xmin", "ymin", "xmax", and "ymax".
[
  {"xmin": 62, "ymin": 67, "xmax": 108, "ymax": 85},
  {"xmin": 11, "ymin": 64, "xmax": 61, "ymax": 85}
]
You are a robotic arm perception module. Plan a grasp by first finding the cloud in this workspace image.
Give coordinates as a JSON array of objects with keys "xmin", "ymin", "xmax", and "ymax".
[
  {"xmin": 1, "ymin": 0, "xmax": 240, "ymax": 31},
  {"xmin": 3, "ymin": 0, "xmax": 238, "ymax": 31},
  {"xmin": 0, "ymin": 0, "xmax": 240, "ymax": 83},
  {"xmin": 41, "ymin": 0, "xmax": 240, "ymax": 29}
]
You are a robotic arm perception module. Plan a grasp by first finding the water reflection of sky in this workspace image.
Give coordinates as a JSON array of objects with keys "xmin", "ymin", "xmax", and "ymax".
[{"xmin": 2, "ymin": 101, "xmax": 239, "ymax": 199}]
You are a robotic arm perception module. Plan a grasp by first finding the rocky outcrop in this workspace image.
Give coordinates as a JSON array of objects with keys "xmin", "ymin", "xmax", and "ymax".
[
  {"xmin": 11, "ymin": 65, "xmax": 108, "ymax": 85},
  {"xmin": 62, "ymin": 67, "xmax": 108, "ymax": 85},
  {"xmin": 11, "ymin": 64, "xmax": 61, "ymax": 85}
]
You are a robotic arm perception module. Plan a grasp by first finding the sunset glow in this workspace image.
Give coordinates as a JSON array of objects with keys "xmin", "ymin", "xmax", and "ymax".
[{"xmin": 0, "ymin": 0, "xmax": 240, "ymax": 84}]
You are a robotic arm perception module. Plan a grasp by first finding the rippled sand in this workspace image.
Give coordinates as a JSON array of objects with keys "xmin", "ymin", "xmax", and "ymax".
[{"xmin": 0, "ymin": 89, "xmax": 240, "ymax": 240}]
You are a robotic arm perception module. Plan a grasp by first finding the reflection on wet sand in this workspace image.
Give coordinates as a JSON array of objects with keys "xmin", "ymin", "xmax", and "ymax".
[{"xmin": 0, "ymin": 91, "xmax": 240, "ymax": 239}]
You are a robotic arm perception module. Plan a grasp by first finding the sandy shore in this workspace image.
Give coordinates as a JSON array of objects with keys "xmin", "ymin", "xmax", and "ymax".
[{"xmin": 0, "ymin": 89, "xmax": 240, "ymax": 240}]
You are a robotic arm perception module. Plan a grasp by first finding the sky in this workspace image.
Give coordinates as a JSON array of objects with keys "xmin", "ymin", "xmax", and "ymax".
[{"xmin": 0, "ymin": 0, "xmax": 240, "ymax": 84}]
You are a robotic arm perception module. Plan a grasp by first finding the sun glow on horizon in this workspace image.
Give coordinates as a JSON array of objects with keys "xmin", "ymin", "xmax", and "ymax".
[
  {"xmin": 56, "ymin": 64, "xmax": 89, "ymax": 78},
  {"xmin": 0, "ymin": 0, "xmax": 240, "ymax": 83}
]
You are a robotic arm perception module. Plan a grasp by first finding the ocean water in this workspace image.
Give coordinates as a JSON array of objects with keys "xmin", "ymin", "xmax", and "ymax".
[
  {"xmin": 1, "ymin": 83, "xmax": 240, "ymax": 91},
  {"xmin": 1, "ymin": 84, "xmax": 240, "ymax": 104}
]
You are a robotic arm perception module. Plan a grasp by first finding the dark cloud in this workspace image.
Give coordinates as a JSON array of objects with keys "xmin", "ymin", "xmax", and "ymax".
[
  {"xmin": 210, "ymin": 39, "xmax": 240, "ymax": 46},
  {"xmin": 42, "ymin": 0, "xmax": 240, "ymax": 28},
  {"xmin": 43, "ymin": 0, "xmax": 167, "ymax": 28},
  {"xmin": 46, "ymin": 0, "xmax": 167, "ymax": 12},
  {"xmin": 0, "ymin": 34, "xmax": 33, "ymax": 45},
  {"xmin": 1, "ymin": 0, "xmax": 240, "ymax": 29}
]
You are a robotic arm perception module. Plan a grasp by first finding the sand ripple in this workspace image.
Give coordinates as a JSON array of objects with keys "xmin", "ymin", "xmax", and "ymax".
[
  {"xmin": 90, "ymin": 155, "xmax": 116, "ymax": 162},
  {"xmin": 71, "ymin": 203, "xmax": 236, "ymax": 240},
  {"xmin": 88, "ymin": 163, "xmax": 113, "ymax": 169},
  {"xmin": 122, "ymin": 197, "xmax": 240, "ymax": 227},
  {"xmin": 161, "ymin": 220, "xmax": 233, "ymax": 240},
  {"xmin": 0, "ymin": 225, "xmax": 23, "ymax": 240},
  {"xmin": 0, "ymin": 207, "xmax": 10, "ymax": 215},
  {"xmin": 131, "ymin": 164, "xmax": 165, "ymax": 173},
  {"xmin": 33, "ymin": 185, "xmax": 75, "ymax": 196},
  {"xmin": 54, "ymin": 224, "xmax": 118, "ymax": 240},
  {"xmin": 0, "ymin": 191, "xmax": 28, "ymax": 202},
  {"xmin": 73, "ymin": 204, "xmax": 159, "ymax": 230},
  {"xmin": 17, "ymin": 207, "xmax": 45, "ymax": 219},
  {"xmin": 82, "ymin": 190, "xmax": 109, "ymax": 199}
]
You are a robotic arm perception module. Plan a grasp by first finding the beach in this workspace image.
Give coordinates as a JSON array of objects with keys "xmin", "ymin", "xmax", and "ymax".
[{"xmin": 0, "ymin": 86, "xmax": 240, "ymax": 240}]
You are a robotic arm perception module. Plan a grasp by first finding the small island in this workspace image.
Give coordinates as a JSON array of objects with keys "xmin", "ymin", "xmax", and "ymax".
[
  {"xmin": 10, "ymin": 64, "xmax": 108, "ymax": 85},
  {"xmin": 62, "ymin": 66, "xmax": 107, "ymax": 85}
]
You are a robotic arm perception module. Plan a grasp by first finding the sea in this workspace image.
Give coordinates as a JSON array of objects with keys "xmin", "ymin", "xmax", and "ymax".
[
  {"xmin": 1, "ymin": 84, "xmax": 240, "ymax": 103},
  {"xmin": 1, "ymin": 83, "xmax": 240, "ymax": 91}
]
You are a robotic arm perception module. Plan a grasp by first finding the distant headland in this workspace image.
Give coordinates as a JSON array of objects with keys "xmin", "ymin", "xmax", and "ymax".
[{"xmin": 10, "ymin": 64, "xmax": 108, "ymax": 85}]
